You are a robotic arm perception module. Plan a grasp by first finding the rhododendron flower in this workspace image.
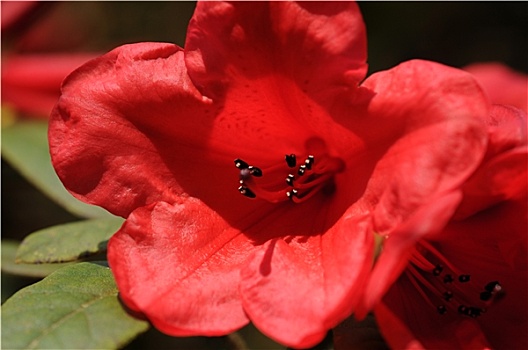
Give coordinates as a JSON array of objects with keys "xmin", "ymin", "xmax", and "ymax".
[
  {"xmin": 348, "ymin": 105, "xmax": 527, "ymax": 349},
  {"xmin": 49, "ymin": 2, "xmax": 490, "ymax": 347},
  {"xmin": 1, "ymin": 54, "xmax": 100, "ymax": 117},
  {"xmin": 464, "ymin": 62, "xmax": 527, "ymax": 112},
  {"xmin": 1, "ymin": 1, "xmax": 100, "ymax": 117}
]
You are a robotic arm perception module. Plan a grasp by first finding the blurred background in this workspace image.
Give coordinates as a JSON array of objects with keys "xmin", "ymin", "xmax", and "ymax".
[{"xmin": 2, "ymin": 2, "xmax": 526, "ymax": 349}]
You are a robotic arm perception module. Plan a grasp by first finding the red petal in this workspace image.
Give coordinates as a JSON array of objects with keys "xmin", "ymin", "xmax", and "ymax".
[
  {"xmin": 1, "ymin": 53, "xmax": 99, "ymax": 116},
  {"xmin": 185, "ymin": 1, "xmax": 367, "ymax": 104},
  {"xmin": 358, "ymin": 60, "xmax": 489, "ymax": 233},
  {"xmin": 357, "ymin": 190, "xmax": 463, "ymax": 317},
  {"xmin": 484, "ymin": 104, "xmax": 527, "ymax": 157},
  {"xmin": 108, "ymin": 198, "xmax": 251, "ymax": 335},
  {"xmin": 239, "ymin": 212, "xmax": 374, "ymax": 348},
  {"xmin": 464, "ymin": 62, "xmax": 527, "ymax": 112},
  {"xmin": 456, "ymin": 146, "xmax": 528, "ymax": 218},
  {"xmin": 49, "ymin": 43, "xmax": 218, "ymax": 217},
  {"xmin": 456, "ymin": 104, "xmax": 527, "ymax": 218},
  {"xmin": 373, "ymin": 302, "xmax": 427, "ymax": 350}
]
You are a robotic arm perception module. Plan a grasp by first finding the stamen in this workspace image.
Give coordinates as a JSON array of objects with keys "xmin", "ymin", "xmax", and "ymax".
[
  {"xmin": 443, "ymin": 291, "xmax": 453, "ymax": 301},
  {"xmin": 443, "ymin": 275, "xmax": 454, "ymax": 284},
  {"xmin": 234, "ymin": 152, "xmax": 344, "ymax": 204},
  {"xmin": 248, "ymin": 166, "xmax": 262, "ymax": 177},
  {"xmin": 304, "ymin": 155, "xmax": 314, "ymax": 170},
  {"xmin": 298, "ymin": 164, "xmax": 307, "ymax": 176},
  {"xmin": 286, "ymin": 174, "xmax": 295, "ymax": 186},
  {"xmin": 286, "ymin": 189, "xmax": 298, "ymax": 200},
  {"xmin": 459, "ymin": 275, "xmax": 471, "ymax": 283},
  {"xmin": 437, "ymin": 305, "xmax": 447, "ymax": 315},
  {"xmin": 485, "ymin": 281, "xmax": 502, "ymax": 293},
  {"xmin": 234, "ymin": 158, "xmax": 249, "ymax": 169},
  {"xmin": 407, "ymin": 242, "xmax": 504, "ymax": 319},
  {"xmin": 238, "ymin": 185, "xmax": 256, "ymax": 198},
  {"xmin": 285, "ymin": 154, "xmax": 297, "ymax": 168}
]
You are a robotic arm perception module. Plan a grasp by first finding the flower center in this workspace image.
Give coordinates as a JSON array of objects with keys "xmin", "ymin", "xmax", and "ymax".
[
  {"xmin": 234, "ymin": 151, "xmax": 344, "ymax": 204},
  {"xmin": 407, "ymin": 240, "xmax": 504, "ymax": 318}
]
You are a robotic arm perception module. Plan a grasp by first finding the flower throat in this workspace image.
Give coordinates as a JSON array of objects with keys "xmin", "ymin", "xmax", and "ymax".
[{"xmin": 234, "ymin": 151, "xmax": 344, "ymax": 204}]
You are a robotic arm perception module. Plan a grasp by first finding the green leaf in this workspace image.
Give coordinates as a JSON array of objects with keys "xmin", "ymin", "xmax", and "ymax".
[
  {"xmin": 1, "ymin": 262, "xmax": 150, "ymax": 350},
  {"xmin": 2, "ymin": 240, "xmax": 74, "ymax": 278},
  {"xmin": 1, "ymin": 120, "xmax": 111, "ymax": 219},
  {"xmin": 16, "ymin": 218, "xmax": 124, "ymax": 264}
]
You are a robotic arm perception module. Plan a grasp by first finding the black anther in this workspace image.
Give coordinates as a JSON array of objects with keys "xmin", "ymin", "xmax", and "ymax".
[
  {"xmin": 286, "ymin": 174, "xmax": 295, "ymax": 186},
  {"xmin": 458, "ymin": 275, "xmax": 471, "ymax": 283},
  {"xmin": 234, "ymin": 159, "xmax": 249, "ymax": 169},
  {"xmin": 484, "ymin": 281, "xmax": 501, "ymax": 293},
  {"xmin": 286, "ymin": 189, "xmax": 298, "ymax": 200},
  {"xmin": 437, "ymin": 305, "xmax": 447, "ymax": 315},
  {"xmin": 285, "ymin": 154, "xmax": 297, "ymax": 168},
  {"xmin": 305, "ymin": 155, "xmax": 314, "ymax": 170},
  {"xmin": 248, "ymin": 166, "xmax": 262, "ymax": 177},
  {"xmin": 443, "ymin": 291, "xmax": 453, "ymax": 301},
  {"xmin": 457, "ymin": 305, "xmax": 468, "ymax": 314},
  {"xmin": 443, "ymin": 274, "xmax": 454, "ymax": 284},
  {"xmin": 298, "ymin": 164, "xmax": 307, "ymax": 176},
  {"xmin": 238, "ymin": 186, "xmax": 256, "ymax": 198},
  {"xmin": 433, "ymin": 264, "xmax": 443, "ymax": 276},
  {"xmin": 469, "ymin": 307, "xmax": 482, "ymax": 317}
]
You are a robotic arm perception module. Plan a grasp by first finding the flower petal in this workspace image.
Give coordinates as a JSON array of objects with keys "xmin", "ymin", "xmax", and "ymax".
[
  {"xmin": 456, "ymin": 104, "xmax": 527, "ymax": 218},
  {"xmin": 1, "ymin": 53, "xmax": 99, "ymax": 116},
  {"xmin": 49, "ymin": 43, "xmax": 217, "ymax": 217},
  {"xmin": 239, "ymin": 211, "xmax": 374, "ymax": 348},
  {"xmin": 456, "ymin": 145, "xmax": 528, "ymax": 219},
  {"xmin": 484, "ymin": 104, "xmax": 527, "ymax": 157},
  {"xmin": 357, "ymin": 190, "xmax": 463, "ymax": 318},
  {"xmin": 359, "ymin": 60, "xmax": 489, "ymax": 233},
  {"xmin": 464, "ymin": 62, "xmax": 527, "ymax": 112},
  {"xmin": 185, "ymin": 1, "xmax": 367, "ymax": 104},
  {"xmin": 107, "ymin": 198, "xmax": 252, "ymax": 336}
]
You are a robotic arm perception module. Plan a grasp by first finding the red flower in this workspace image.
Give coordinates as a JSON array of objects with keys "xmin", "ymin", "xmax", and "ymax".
[
  {"xmin": 349, "ymin": 105, "xmax": 527, "ymax": 349},
  {"xmin": 2, "ymin": 54, "xmax": 100, "ymax": 117},
  {"xmin": 1, "ymin": 2, "xmax": 100, "ymax": 117},
  {"xmin": 49, "ymin": 2, "xmax": 489, "ymax": 347},
  {"xmin": 464, "ymin": 62, "xmax": 527, "ymax": 112}
]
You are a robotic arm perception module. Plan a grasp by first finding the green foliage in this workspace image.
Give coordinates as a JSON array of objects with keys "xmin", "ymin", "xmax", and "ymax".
[
  {"xmin": 1, "ymin": 120, "xmax": 111, "ymax": 219},
  {"xmin": 1, "ymin": 262, "xmax": 150, "ymax": 350},
  {"xmin": 16, "ymin": 218, "xmax": 124, "ymax": 264},
  {"xmin": 2, "ymin": 240, "xmax": 73, "ymax": 279}
]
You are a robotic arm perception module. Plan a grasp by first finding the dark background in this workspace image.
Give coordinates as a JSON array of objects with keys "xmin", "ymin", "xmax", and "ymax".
[{"xmin": 2, "ymin": 2, "xmax": 526, "ymax": 349}]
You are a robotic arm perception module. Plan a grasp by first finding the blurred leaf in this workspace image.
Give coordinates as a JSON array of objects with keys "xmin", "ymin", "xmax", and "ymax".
[
  {"xmin": 1, "ymin": 120, "xmax": 111, "ymax": 218},
  {"xmin": 2, "ymin": 240, "xmax": 73, "ymax": 278},
  {"xmin": 1, "ymin": 262, "xmax": 150, "ymax": 350},
  {"xmin": 1, "ymin": 105, "xmax": 18, "ymax": 128},
  {"xmin": 16, "ymin": 218, "xmax": 124, "ymax": 264}
]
